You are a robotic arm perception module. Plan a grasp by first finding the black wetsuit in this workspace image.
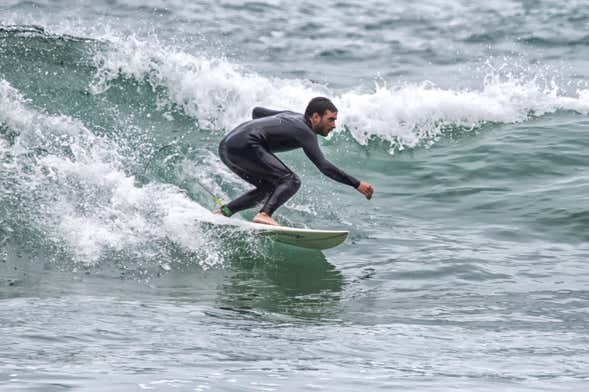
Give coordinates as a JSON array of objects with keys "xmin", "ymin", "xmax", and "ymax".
[{"xmin": 218, "ymin": 107, "xmax": 360, "ymax": 216}]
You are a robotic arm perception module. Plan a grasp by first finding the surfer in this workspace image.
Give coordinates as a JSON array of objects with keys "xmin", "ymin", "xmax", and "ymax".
[{"xmin": 215, "ymin": 97, "xmax": 374, "ymax": 225}]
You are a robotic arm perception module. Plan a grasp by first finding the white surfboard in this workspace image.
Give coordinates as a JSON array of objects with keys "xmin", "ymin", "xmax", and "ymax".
[
  {"xmin": 209, "ymin": 217, "xmax": 348, "ymax": 250},
  {"xmin": 251, "ymin": 223, "xmax": 349, "ymax": 250}
]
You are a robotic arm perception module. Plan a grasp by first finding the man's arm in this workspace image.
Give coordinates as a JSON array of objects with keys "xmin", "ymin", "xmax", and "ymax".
[
  {"xmin": 252, "ymin": 107, "xmax": 285, "ymax": 119},
  {"xmin": 302, "ymin": 136, "xmax": 361, "ymax": 188},
  {"xmin": 301, "ymin": 134, "xmax": 374, "ymax": 199}
]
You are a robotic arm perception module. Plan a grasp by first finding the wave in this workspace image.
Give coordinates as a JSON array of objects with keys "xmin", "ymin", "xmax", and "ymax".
[
  {"xmin": 2, "ymin": 25, "xmax": 589, "ymax": 154},
  {"xmin": 521, "ymin": 34, "xmax": 589, "ymax": 48},
  {"xmin": 0, "ymin": 79, "xmax": 263, "ymax": 269},
  {"xmin": 87, "ymin": 29, "xmax": 589, "ymax": 150},
  {"xmin": 2, "ymin": 25, "xmax": 589, "ymax": 251}
]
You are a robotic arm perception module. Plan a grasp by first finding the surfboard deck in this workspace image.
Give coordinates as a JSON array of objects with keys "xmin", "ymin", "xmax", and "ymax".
[
  {"xmin": 250, "ymin": 223, "xmax": 349, "ymax": 250},
  {"xmin": 209, "ymin": 216, "xmax": 349, "ymax": 250}
]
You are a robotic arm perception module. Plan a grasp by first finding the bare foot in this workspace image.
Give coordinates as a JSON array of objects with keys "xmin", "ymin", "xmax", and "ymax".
[{"xmin": 253, "ymin": 212, "xmax": 279, "ymax": 226}]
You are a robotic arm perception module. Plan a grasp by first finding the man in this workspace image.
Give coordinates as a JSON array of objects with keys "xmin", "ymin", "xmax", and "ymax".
[{"xmin": 215, "ymin": 97, "xmax": 374, "ymax": 226}]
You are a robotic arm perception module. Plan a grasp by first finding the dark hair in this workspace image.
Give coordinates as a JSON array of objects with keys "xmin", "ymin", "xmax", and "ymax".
[{"xmin": 304, "ymin": 97, "xmax": 338, "ymax": 119}]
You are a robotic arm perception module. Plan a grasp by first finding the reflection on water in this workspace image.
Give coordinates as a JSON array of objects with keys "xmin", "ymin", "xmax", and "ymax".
[{"xmin": 218, "ymin": 243, "xmax": 344, "ymax": 321}]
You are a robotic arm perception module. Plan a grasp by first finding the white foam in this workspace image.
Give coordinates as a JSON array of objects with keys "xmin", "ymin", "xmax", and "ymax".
[
  {"xmin": 0, "ymin": 80, "xmax": 34, "ymax": 132},
  {"xmin": 1, "ymin": 80, "xmax": 229, "ymax": 267},
  {"xmin": 91, "ymin": 36, "xmax": 324, "ymax": 130},
  {"xmin": 337, "ymin": 77, "xmax": 589, "ymax": 149}
]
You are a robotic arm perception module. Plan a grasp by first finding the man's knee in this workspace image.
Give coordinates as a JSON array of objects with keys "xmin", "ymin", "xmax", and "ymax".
[{"xmin": 283, "ymin": 173, "xmax": 301, "ymax": 192}]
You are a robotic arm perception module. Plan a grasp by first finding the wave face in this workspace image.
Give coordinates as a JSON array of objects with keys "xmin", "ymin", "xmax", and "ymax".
[
  {"xmin": 2, "ymin": 2, "xmax": 589, "ymax": 390},
  {"xmin": 1, "ymin": 23, "xmax": 588, "ymax": 264}
]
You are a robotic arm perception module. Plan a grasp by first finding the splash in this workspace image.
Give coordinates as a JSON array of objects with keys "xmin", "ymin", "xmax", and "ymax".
[
  {"xmin": 0, "ymin": 80, "xmax": 253, "ymax": 269},
  {"xmin": 338, "ymin": 78, "xmax": 589, "ymax": 150},
  {"xmin": 89, "ymin": 36, "xmax": 589, "ymax": 151},
  {"xmin": 90, "ymin": 35, "xmax": 325, "ymax": 130}
]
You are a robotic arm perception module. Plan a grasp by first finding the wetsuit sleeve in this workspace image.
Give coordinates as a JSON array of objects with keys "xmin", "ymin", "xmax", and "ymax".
[
  {"xmin": 252, "ymin": 107, "xmax": 285, "ymax": 119},
  {"xmin": 302, "ymin": 135, "xmax": 361, "ymax": 188}
]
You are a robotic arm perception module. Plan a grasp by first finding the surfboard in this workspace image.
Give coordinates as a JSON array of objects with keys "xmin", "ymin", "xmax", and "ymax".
[
  {"xmin": 207, "ymin": 211, "xmax": 349, "ymax": 250},
  {"xmin": 250, "ymin": 223, "xmax": 349, "ymax": 250},
  {"xmin": 208, "ymin": 218, "xmax": 347, "ymax": 250}
]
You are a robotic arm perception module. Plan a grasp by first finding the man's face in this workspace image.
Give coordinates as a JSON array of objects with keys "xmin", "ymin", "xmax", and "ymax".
[{"xmin": 311, "ymin": 110, "xmax": 337, "ymax": 137}]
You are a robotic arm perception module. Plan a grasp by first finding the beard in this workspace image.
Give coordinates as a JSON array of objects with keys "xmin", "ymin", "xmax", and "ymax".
[{"xmin": 314, "ymin": 124, "xmax": 330, "ymax": 137}]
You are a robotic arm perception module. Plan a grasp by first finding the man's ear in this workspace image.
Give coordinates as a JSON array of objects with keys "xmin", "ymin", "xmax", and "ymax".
[{"xmin": 310, "ymin": 112, "xmax": 320, "ymax": 124}]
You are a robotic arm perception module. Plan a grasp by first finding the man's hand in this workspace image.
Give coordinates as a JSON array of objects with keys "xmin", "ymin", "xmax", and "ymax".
[{"xmin": 356, "ymin": 181, "xmax": 374, "ymax": 200}]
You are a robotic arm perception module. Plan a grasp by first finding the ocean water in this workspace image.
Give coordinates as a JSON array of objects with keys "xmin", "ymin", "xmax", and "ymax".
[{"xmin": 1, "ymin": 1, "xmax": 589, "ymax": 391}]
